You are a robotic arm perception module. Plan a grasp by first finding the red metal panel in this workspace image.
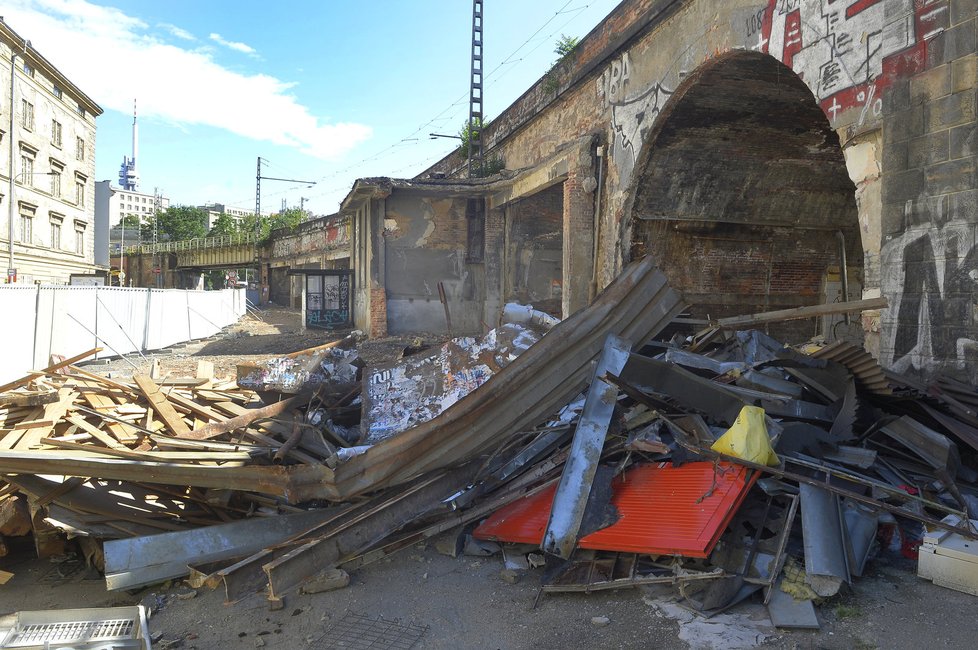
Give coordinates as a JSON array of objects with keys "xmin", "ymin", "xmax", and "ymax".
[{"xmin": 473, "ymin": 462, "xmax": 755, "ymax": 558}]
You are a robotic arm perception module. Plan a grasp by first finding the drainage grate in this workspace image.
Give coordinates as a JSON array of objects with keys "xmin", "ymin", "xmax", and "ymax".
[
  {"xmin": 0, "ymin": 606, "xmax": 149, "ymax": 649},
  {"xmin": 6, "ymin": 618, "xmax": 135, "ymax": 646},
  {"xmin": 315, "ymin": 613, "xmax": 427, "ymax": 649}
]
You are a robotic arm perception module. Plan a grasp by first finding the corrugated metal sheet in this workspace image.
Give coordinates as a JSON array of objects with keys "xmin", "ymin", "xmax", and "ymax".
[
  {"xmin": 810, "ymin": 341, "xmax": 891, "ymax": 395},
  {"xmin": 474, "ymin": 462, "xmax": 755, "ymax": 557},
  {"xmin": 326, "ymin": 256, "xmax": 687, "ymax": 500}
]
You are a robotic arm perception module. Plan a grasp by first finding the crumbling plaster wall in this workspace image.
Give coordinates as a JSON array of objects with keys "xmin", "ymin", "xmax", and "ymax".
[
  {"xmin": 453, "ymin": 0, "xmax": 976, "ymax": 380},
  {"xmin": 382, "ymin": 192, "xmax": 486, "ymax": 335}
]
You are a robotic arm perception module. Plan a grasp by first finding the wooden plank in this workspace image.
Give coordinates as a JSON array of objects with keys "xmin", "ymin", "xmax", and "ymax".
[
  {"xmin": 187, "ymin": 395, "xmax": 304, "ymax": 441},
  {"xmin": 65, "ymin": 366, "xmax": 135, "ymax": 393},
  {"xmin": 133, "ymin": 374, "xmax": 192, "ymax": 436},
  {"xmin": 76, "ymin": 384, "xmax": 139, "ymax": 444},
  {"xmin": 710, "ymin": 297, "xmax": 888, "ymax": 330},
  {"xmin": 0, "ymin": 391, "xmax": 60, "ymax": 407},
  {"xmin": 12, "ymin": 388, "xmax": 77, "ymax": 450},
  {"xmin": 66, "ymin": 416, "xmax": 127, "ymax": 450},
  {"xmin": 38, "ymin": 438, "xmax": 251, "ymax": 463},
  {"xmin": 0, "ymin": 347, "xmax": 102, "ymax": 394}
]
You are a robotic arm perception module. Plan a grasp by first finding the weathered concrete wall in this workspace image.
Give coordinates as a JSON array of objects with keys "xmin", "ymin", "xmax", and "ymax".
[
  {"xmin": 419, "ymin": 0, "xmax": 977, "ymax": 381},
  {"xmin": 383, "ymin": 192, "xmax": 485, "ymax": 335}
]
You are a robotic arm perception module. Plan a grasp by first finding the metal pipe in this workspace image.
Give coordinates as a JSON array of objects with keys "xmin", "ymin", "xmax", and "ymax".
[
  {"xmin": 590, "ymin": 143, "xmax": 604, "ymax": 302},
  {"xmin": 836, "ymin": 230, "xmax": 850, "ymax": 326}
]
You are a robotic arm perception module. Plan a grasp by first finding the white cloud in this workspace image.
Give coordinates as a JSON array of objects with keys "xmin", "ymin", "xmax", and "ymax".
[
  {"xmin": 160, "ymin": 23, "xmax": 195, "ymax": 41},
  {"xmin": 209, "ymin": 32, "xmax": 256, "ymax": 56},
  {"xmin": 3, "ymin": 0, "xmax": 372, "ymax": 160}
]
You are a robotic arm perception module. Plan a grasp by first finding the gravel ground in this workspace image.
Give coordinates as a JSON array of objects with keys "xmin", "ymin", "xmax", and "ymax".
[{"xmin": 2, "ymin": 305, "xmax": 976, "ymax": 649}]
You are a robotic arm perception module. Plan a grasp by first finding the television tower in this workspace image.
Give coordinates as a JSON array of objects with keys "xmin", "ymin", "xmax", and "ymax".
[{"xmin": 118, "ymin": 99, "xmax": 139, "ymax": 191}]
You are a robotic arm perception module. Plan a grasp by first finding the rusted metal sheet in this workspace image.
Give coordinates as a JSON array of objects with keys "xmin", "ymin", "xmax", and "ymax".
[
  {"xmin": 475, "ymin": 462, "xmax": 756, "ymax": 558},
  {"xmin": 328, "ymin": 256, "xmax": 687, "ymax": 499},
  {"xmin": 543, "ymin": 335, "xmax": 631, "ymax": 559},
  {"xmin": 810, "ymin": 341, "xmax": 891, "ymax": 395}
]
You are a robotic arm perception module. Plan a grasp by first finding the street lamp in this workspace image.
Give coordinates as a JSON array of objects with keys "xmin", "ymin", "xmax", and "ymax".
[{"xmin": 6, "ymin": 171, "xmax": 57, "ymax": 283}]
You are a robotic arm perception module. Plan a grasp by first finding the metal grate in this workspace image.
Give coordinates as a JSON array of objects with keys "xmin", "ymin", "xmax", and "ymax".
[
  {"xmin": 5, "ymin": 618, "xmax": 134, "ymax": 647},
  {"xmin": 315, "ymin": 613, "xmax": 426, "ymax": 650}
]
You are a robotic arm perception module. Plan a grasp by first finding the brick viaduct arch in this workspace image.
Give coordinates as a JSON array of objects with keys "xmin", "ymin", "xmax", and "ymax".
[{"xmin": 372, "ymin": 0, "xmax": 976, "ymax": 382}]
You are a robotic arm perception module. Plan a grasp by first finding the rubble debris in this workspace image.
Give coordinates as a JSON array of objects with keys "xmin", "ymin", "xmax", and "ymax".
[
  {"xmin": 236, "ymin": 337, "xmax": 360, "ymax": 396},
  {"xmin": 4, "ymin": 253, "xmax": 978, "ymax": 633},
  {"xmin": 299, "ymin": 568, "xmax": 350, "ymax": 594},
  {"xmin": 362, "ymin": 320, "xmax": 550, "ymax": 443}
]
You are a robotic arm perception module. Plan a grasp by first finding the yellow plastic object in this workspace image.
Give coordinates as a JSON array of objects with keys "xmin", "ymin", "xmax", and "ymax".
[{"xmin": 711, "ymin": 405, "xmax": 779, "ymax": 466}]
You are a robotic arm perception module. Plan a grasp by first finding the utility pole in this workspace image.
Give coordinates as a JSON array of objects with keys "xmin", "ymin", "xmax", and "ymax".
[
  {"xmin": 153, "ymin": 187, "xmax": 162, "ymax": 288},
  {"xmin": 468, "ymin": 0, "xmax": 484, "ymax": 178},
  {"xmin": 254, "ymin": 156, "xmax": 315, "ymax": 236}
]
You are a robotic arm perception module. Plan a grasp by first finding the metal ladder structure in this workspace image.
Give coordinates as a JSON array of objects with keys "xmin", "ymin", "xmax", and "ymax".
[{"xmin": 468, "ymin": 0, "xmax": 484, "ymax": 178}]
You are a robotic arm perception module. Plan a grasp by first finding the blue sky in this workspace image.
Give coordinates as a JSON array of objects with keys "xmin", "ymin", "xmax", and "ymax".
[{"xmin": 5, "ymin": 1, "xmax": 620, "ymax": 220}]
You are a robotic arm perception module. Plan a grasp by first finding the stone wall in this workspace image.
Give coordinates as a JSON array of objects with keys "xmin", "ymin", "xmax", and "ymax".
[{"xmin": 416, "ymin": 0, "xmax": 978, "ymax": 380}]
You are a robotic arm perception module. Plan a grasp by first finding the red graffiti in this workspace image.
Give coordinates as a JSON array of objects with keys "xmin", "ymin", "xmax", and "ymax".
[{"xmin": 760, "ymin": 0, "xmax": 937, "ymax": 123}]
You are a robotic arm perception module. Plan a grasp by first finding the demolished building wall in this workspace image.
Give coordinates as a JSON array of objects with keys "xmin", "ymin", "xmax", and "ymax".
[{"xmin": 383, "ymin": 192, "xmax": 486, "ymax": 335}]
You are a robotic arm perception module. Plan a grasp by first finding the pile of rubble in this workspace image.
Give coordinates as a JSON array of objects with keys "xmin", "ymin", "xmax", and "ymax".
[{"xmin": 2, "ymin": 256, "xmax": 977, "ymax": 630}]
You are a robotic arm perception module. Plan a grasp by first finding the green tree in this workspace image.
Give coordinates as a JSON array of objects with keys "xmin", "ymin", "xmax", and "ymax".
[
  {"xmin": 142, "ymin": 205, "xmax": 209, "ymax": 242},
  {"xmin": 119, "ymin": 214, "xmax": 142, "ymax": 229},
  {"xmin": 237, "ymin": 207, "xmax": 306, "ymax": 242},
  {"xmin": 268, "ymin": 207, "xmax": 305, "ymax": 234},
  {"xmin": 458, "ymin": 117, "xmax": 486, "ymax": 160},
  {"xmin": 207, "ymin": 212, "xmax": 239, "ymax": 237}
]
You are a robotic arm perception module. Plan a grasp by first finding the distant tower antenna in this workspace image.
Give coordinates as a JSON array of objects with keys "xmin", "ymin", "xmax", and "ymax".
[{"xmin": 119, "ymin": 99, "xmax": 139, "ymax": 191}]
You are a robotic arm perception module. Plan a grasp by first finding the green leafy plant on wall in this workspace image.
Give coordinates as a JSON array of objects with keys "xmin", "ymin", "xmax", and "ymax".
[{"xmin": 544, "ymin": 34, "xmax": 579, "ymax": 95}]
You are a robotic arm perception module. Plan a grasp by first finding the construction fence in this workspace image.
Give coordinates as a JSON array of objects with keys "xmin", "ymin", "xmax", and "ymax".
[{"xmin": 0, "ymin": 286, "xmax": 247, "ymax": 384}]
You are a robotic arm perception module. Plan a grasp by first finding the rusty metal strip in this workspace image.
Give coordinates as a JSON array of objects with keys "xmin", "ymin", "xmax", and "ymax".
[
  {"xmin": 263, "ymin": 463, "xmax": 479, "ymax": 600},
  {"xmin": 542, "ymin": 335, "xmax": 630, "ymax": 559},
  {"xmin": 810, "ymin": 341, "xmax": 892, "ymax": 395}
]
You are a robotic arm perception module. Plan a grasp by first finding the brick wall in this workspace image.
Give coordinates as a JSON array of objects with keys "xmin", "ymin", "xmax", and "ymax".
[{"xmin": 369, "ymin": 286, "xmax": 387, "ymax": 338}]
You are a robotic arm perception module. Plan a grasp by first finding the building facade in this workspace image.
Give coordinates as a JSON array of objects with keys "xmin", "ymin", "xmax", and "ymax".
[
  {"xmin": 0, "ymin": 19, "xmax": 103, "ymax": 284},
  {"xmin": 94, "ymin": 181, "xmax": 170, "ymax": 274},
  {"xmin": 198, "ymin": 203, "xmax": 264, "ymax": 230}
]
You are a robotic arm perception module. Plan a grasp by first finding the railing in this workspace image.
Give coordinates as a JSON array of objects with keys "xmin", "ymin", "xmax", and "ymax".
[{"xmin": 122, "ymin": 232, "xmax": 257, "ymax": 255}]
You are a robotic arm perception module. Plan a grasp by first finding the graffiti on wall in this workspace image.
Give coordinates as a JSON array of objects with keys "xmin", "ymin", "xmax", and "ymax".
[
  {"xmin": 602, "ymin": 0, "xmax": 941, "ymax": 180},
  {"xmin": 598, "ymin": 51, "xmax": 674, "ymax": 181},
  {"xmin": 760, "ymin": 0, "xmax": 938, "ymax": 124},
  {"xmin": 306, "ymin": 272, "xmax": 353, "ymax": 329},
  {"xmin": 883, "ymin": 216, "xmax": 978, "ymax": 376},
  {"xmin": 271, "ymin": 219, "xmax": 351, "ymax": 260}
]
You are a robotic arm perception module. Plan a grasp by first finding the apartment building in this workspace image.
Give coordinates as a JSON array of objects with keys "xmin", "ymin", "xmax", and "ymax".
[{"xmin": 0, "ymin": 19, "xmax": 103, "ymax": 284}]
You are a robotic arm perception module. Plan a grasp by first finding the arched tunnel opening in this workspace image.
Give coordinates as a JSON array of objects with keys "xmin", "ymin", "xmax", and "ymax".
[{"xmin": 629, "ymin": 52, "xmax": 863, "ymax": 344}]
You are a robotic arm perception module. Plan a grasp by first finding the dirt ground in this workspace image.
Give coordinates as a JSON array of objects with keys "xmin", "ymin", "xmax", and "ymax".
[{"xmin": 2, "ymin": 306, "xmax": 976, "ymax": 649}]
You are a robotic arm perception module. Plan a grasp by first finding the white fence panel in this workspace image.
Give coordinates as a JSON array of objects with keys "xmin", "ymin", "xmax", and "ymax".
[
  {"xmin": 95, "ymin": 287, "xmax": 149, "ymax": 359},
  {"xmin": 2, "ymin": 286, "xmax": 244, "ymax": 382},
  {"xmin": 36, "ymin": 286, "xmax": 99, "ymax": 368},
  {"xmin": 0, "ymin": 286, "xmax": 38, "ymax": 385},
  {"xmin": 145, "ymin": 290, "xmax": 191, "ymax": 350},
  {"xmin": 187, "ymin": 291, "xmax": 220, "ymax": 339}
]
